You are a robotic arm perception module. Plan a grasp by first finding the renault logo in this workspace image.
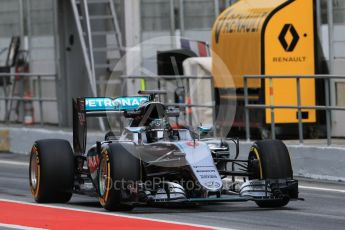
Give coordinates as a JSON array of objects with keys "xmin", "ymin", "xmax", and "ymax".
[{"xmin": 278, "ymin": 24, "xmax": 300, "ymax": 52}]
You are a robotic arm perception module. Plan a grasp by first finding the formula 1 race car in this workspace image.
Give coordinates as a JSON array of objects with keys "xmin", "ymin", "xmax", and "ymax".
[{"xmin": 29, "ymin": 90, "xmax": 300, "ymax": 211}]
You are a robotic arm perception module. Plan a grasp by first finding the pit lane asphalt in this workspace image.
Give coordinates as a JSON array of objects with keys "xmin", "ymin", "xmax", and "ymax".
[{"xmin": 1, "ymin": 153, "xmax": 345, "ymax": 230}]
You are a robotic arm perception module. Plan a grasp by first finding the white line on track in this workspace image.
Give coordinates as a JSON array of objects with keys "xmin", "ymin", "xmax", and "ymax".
[
  {"xmin": 279, "ymin": 209, "xmax": 345, "ymax": 221},
  {"xmin": 0, "ymin": 199, "xmax": 236, "ymax": 230},
  {"xmin": 0, "ymin": 160, "xmax": 29, "ymax": 167},
  {"xmin": 300, "ymin": 185, "xmax": 345, "ymax": 193},
  {"xmin": 0, "ymin": 223, "xmax": 47, "ymax": 230}
]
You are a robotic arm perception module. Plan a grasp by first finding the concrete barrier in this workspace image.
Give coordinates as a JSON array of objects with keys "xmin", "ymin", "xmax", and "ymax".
[
  {"xmin": 1, "ymin": 126, "xmax": 344, "ymax": 182},
  {"xmin": 0, "ymin": 126, "xmax": 103, "ymax": 155}
]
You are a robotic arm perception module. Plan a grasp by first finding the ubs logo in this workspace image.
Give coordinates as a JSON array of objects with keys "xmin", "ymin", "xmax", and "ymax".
[{"xmin": 278, "ymin": 24, "xmax": 300, "ymax": 52}]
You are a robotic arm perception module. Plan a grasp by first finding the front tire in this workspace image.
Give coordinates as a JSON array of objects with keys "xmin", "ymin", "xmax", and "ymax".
[
  {"xmin": 248, "ymin": 140, "xmax": 293, "ymax": 208},
  {"xmin": 29, "ymin": 139, "xmax": 74, "ymax": 203},
  {"xmin": 98, "ymin": 143, "xmax": 140, "ymax": 211}
]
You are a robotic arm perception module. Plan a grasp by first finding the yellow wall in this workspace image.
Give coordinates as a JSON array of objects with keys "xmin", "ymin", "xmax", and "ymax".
[
  {"xmin": 211, "ymin": 0, "xmax": 287, "ymax": 88},
  {"xmin": 211, "ymin": 0, "xmax": 316, "ymax": 124},
  {"xmin": 264, "ymin": 0, "xmax": 316, "ymax": 123}
]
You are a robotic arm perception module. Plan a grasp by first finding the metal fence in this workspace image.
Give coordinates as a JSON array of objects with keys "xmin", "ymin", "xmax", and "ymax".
[
  {"xmin": 244, "ymin": 75, "xmax": 345, "ymax": 145},
  {"xmin": 0, "ymin": 72, "xmax": 57, "ymax": 126}
]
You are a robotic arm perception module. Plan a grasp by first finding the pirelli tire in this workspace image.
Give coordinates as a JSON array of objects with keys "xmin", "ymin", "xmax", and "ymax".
[
  {"xmin": 248, "ymin": 139, "xmax": 293, "ymax": 208},
  {"xmin": 29, "ymin": 139, "xmax": 74, "ymax": 203},
  {"xmin": 98, "ymin": 143, "xmax": 141, "ymax": 211}
]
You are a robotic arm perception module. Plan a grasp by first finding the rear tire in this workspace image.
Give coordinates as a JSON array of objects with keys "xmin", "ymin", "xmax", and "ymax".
[
  {"xmin": 248, "ymin": 140, "xmax": 292, "ymax": 208},
  {"xmin": 98, "ymin": 143, "xmax": 140, "ymax": 211},
  {"xmin": 29, "ymin": 139, "xmax": 74, "ymax": 203}
]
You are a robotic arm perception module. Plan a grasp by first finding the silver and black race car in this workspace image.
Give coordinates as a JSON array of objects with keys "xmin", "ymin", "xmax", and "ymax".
[{"xmin": 29, "ymin": 90, "xmax": 300, "ymax": 211}]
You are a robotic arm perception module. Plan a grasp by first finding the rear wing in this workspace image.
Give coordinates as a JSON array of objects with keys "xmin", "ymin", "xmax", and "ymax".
[
  {"xmin": 84, "ymin": 96, "xmax": 150, "ymax": 116},
  {"xmin": 72, "ymin": 96, "xmax": 150, "ymax": 154}
]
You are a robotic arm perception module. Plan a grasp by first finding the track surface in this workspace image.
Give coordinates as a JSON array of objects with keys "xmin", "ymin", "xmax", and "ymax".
[{"xmin": 1, "ymin": 153, "xmax": 345, "ymax": 230}]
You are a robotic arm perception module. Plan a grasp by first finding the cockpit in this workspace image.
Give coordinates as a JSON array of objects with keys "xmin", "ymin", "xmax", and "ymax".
[{"xmin": 121, "ymin": 101, "xmax": 192, "ymax": 144}]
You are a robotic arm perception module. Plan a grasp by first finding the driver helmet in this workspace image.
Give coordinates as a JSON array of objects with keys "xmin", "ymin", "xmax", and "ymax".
[
  {"xmin": 147, "ymin": 119, "xmax": 172, "ymax": 142},
  {"xmin": 148, "ymin": 119, "xmax": 167, "ymax": 130}
]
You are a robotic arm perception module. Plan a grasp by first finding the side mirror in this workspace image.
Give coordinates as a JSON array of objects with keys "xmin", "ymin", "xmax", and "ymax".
[
  {"xmin": 166, "ymin": 107, "xmax": 180, "ymax": 117},
  {"xmin": 197, "ymin": 125, "xmax": 212, "ymax": 133},
  {"xmin": 126, "ymin": 127, "xmax": 146, "ymax": 144},
  {"xmin": 126, "ymin": 127, "xmax": 145, "ymax": 133},
  {"xmin": 197, "ymin": 125, "xmax": 212, "ymax": 140}
]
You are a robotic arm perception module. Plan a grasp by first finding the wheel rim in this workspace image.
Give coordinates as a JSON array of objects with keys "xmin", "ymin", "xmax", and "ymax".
[
  {"xmin": 99, "ymin": 157, "xmax": 108, "ymax": 197},
  {"xmin": 248, "ymin": 147, "xmax": 263, "ymax": 180},
  {"xmin": 30, "ymin": 152, "xmax": 38, "ymax": 190}
]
